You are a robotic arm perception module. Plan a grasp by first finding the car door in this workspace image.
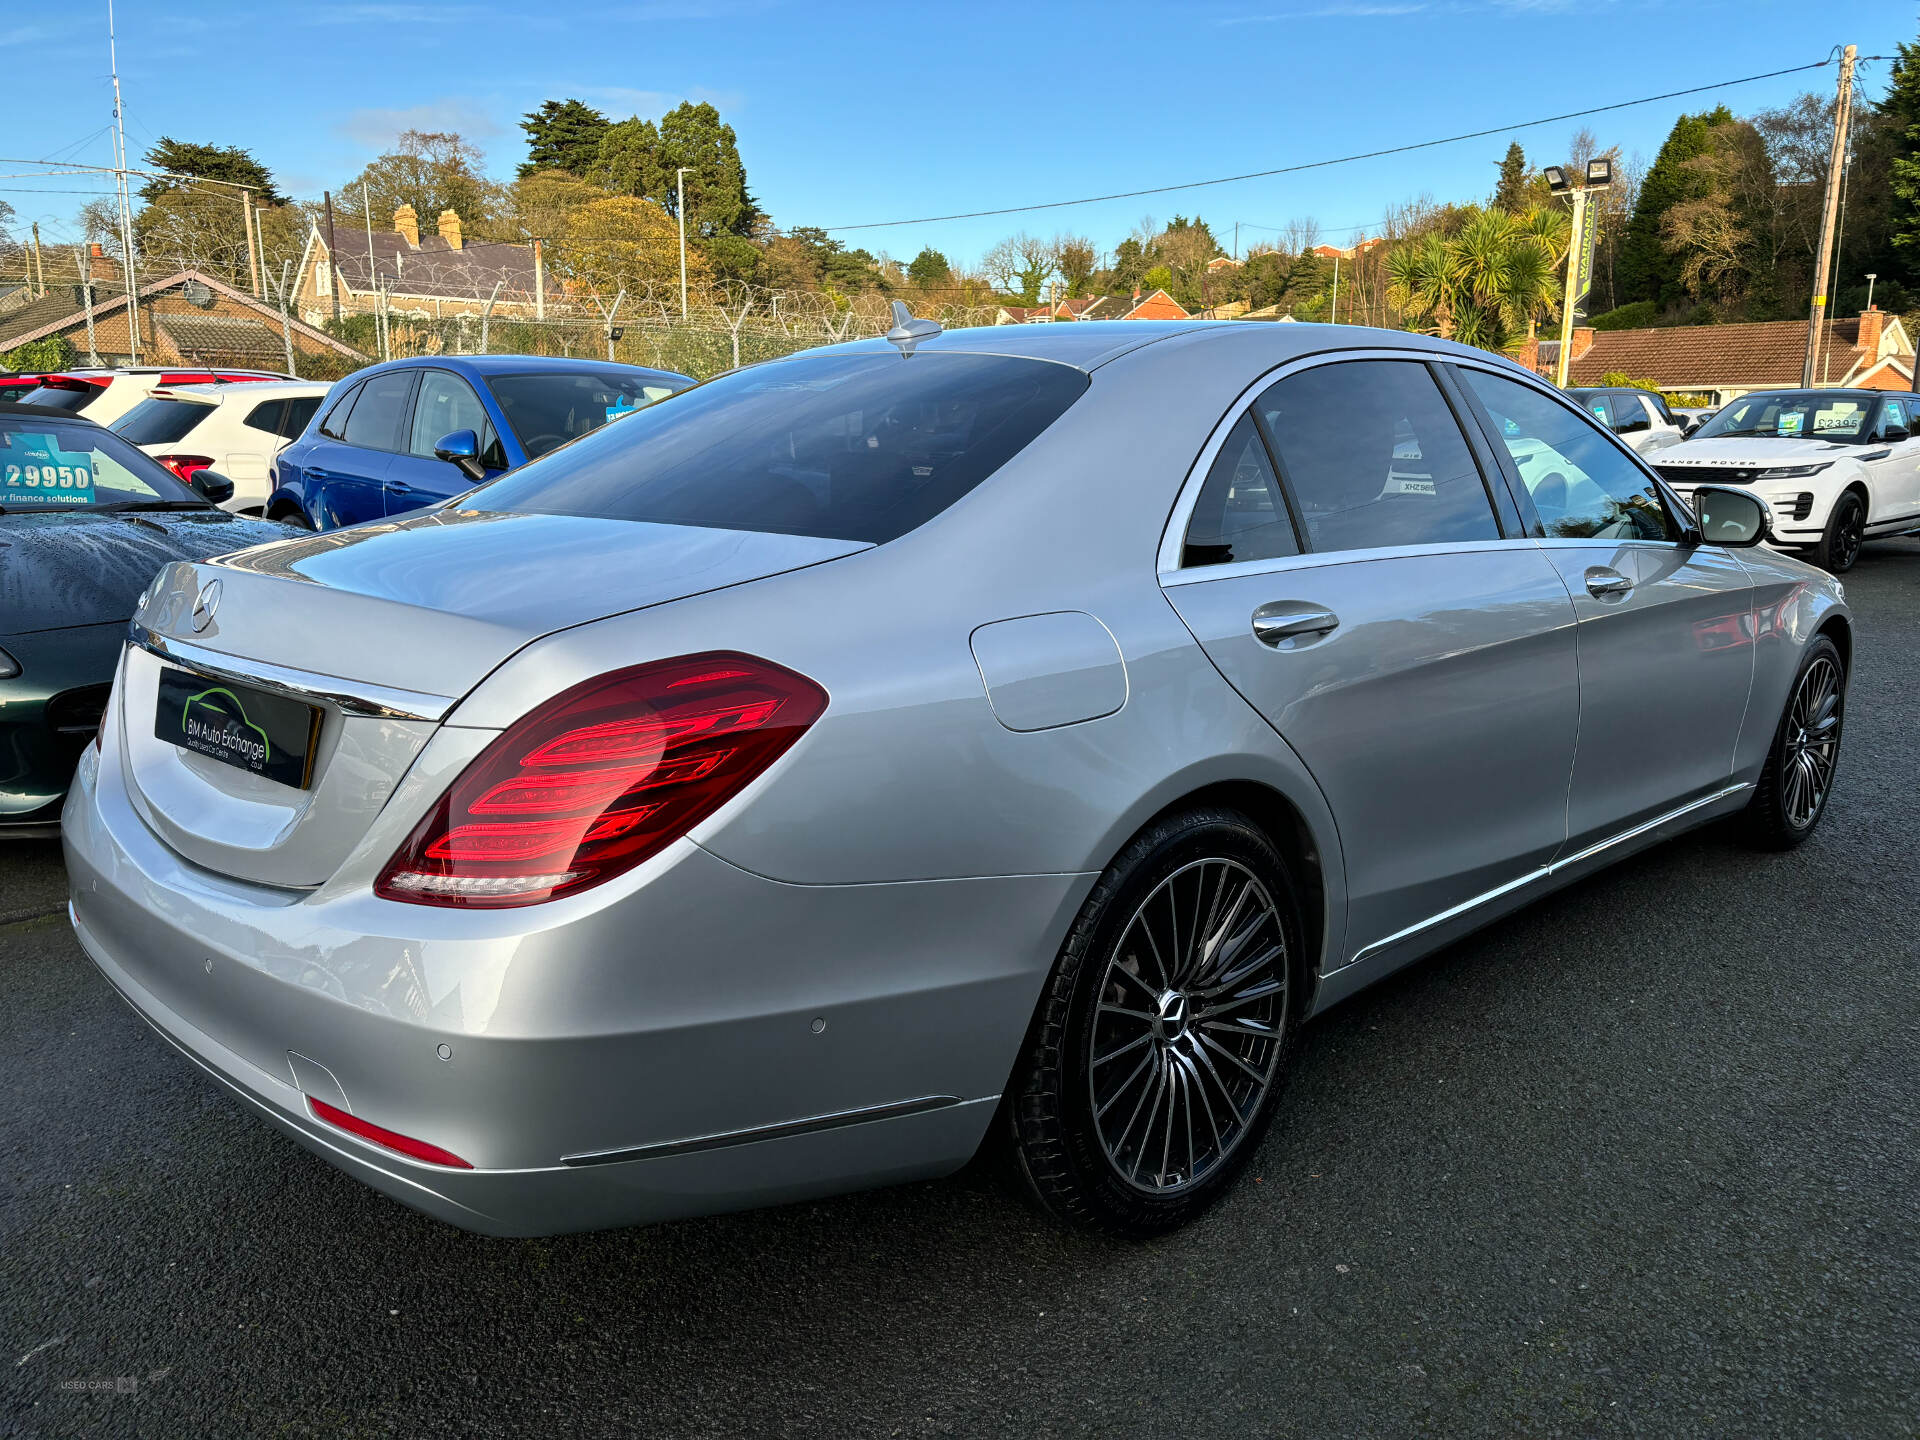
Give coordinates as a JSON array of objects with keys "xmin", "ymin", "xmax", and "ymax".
[
  {"xmin": 311, "ymin": 369, "xmax": 415, "ymax": 529},
  {"xmin": 1161, "ymin": 354, "xmax": 1580, "ymax": 965},
  {"xmin": 1862, "ymin": 395, "xmax": 1920, "ymax": 530},
  {"xmin": 387, "ymin": 368, "xmax": 508, "ymax": 515},
  {"xmin": 218, "ymin": 396, "xmax": 284, "ymax": 499},
  {"xmin": 1452, "ymin": 363, "xmax": 1755, "ymax": 852}
]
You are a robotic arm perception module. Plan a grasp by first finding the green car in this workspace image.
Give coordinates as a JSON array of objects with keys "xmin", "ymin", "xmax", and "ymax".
[{"xmin": 0, "ymin": 405, "xmax": 292, "ymax": 836}]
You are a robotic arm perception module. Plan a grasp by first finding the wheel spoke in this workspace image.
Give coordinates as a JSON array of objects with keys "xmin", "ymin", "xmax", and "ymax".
[
  {"xmin": 1095, "ymin": 1049, "xmax": 1155, "ymax": 1121},
  {"xmin": 1195, "ymin": 1028, "xmax": 1272, "ymax": 1085},
  {"xmin": 1094, "ymin": 1031, "xmax": 1152, "ymax": 1069}
]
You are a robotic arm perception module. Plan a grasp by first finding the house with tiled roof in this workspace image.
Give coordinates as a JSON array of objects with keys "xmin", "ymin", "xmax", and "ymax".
[
  {"xmin": 1525, "ymin": 307, "xmax": 1914, "ymax": 402},
  {"xmin": 294, "ymin": 205, "xmax": 562, "ymax": 327},
  {"xmin": 0, "ymin": 266, "xmax": 366, "ymax": 371}
]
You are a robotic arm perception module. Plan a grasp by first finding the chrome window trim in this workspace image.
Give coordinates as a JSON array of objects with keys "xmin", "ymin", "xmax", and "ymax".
[
  {"xmin": 1156, "ymin": 344, "xmax": 1511, "ymax": 578},
  {"xmin": 128, "ymin": 623, "xmax": 454, "ymax": 722},
  {"xmin": 1160, "ymin": 536, "xmax": 1526, "ymax": 587},
  {"xmin": 1343, "ymin": 780, "xmax": 1752, "ymax": 968}
]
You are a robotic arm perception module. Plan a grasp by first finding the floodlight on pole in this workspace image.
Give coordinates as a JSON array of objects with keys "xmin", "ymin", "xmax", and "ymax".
[
  {"xmin": 676, "ymin": 167, "xmax": 693, "ymax": 318},
  {"xmin": 1543, "ymin": 166, "xmax": 1570, "ymax": 194},
  {"xmin": 1551, "ymin": 155, "xmax": 1614, "ymax": 388}
]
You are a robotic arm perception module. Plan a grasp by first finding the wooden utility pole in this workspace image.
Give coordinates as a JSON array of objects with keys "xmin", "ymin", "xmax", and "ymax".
[
  {"xmin": 30, "ymin": 223, "xmax": 44, "ymax": 296},
  {"xmin": 243, "ymin": 189, "xmax": 262, "ymax": 297},
  {"xmin": 1804, "ymin": 44, "xmax": 1857, "ymax": 388},
  {"xmin": 322, "ymin": 191, "xmax": 341, "ymax": 322}
]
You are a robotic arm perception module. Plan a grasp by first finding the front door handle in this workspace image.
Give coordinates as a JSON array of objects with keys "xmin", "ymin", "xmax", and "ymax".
[
  {"xmin": 1585, "ymin": 567, "xmax": 1634, "ymax": 598},
  {"xmin": 1252, "ymin": 603, "xmax": 1340, "ymax": 646},
  {"xmin": 386, "ymin": 480, "xmax": 413, "ymax": 496}
]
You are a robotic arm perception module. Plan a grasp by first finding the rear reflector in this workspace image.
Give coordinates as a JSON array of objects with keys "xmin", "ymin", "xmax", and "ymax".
[
  {"xmin": 307, "ymin": 1096, "xmax": 473, "ymax": 1169},
  {"xmin": 376, "ymin": 652, "xmax": 828, "ymax": 908}
]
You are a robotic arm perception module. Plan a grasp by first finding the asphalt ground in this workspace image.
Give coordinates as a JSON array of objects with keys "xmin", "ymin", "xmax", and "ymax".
[{"xmin": 4, "ymin": 539, "xmax": 1917, "ymax": 1439}]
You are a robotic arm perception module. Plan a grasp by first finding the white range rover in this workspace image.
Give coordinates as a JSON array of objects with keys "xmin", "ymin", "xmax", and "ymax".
[{"xmin": 1651, "ymin": 388, "xmax": 1920, "ymax": 573}]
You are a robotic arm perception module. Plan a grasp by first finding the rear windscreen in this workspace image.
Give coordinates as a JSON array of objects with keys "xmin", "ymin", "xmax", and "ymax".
[
  {"xmin": 18, "ymin": 384, "xmax": 97, "ymax": 413},
  {"xmin": 113, "ymin": 397, "xmax": 213, "ymax": 446},
  {"xmin": 471, "ymin": 352, "xmax": 1089, "ymax": 544}
]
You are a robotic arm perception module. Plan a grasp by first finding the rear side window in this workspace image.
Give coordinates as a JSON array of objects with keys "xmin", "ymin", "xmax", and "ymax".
[
  {"xmin": 318, "ymin": 382, "xmax": 361, "ymax": 440},
  {"xmin": 242, "ymin": 399, "xmax": 286, "ymax": 437},
  {"xmin": 113, "ymin": 397, "xmax": 212, "ymax": 446},
  {"xmin": 341, "ymin": 370, "xmax": 416, "ymax": 452},
  {"xmin": 281, "ymin": 395, "xmax": 322, "ymax": 439},
  {"xmin": 472, "ymin": 353, "xmax": 1090, "ymax": 544},
  {"xmin": 1183, "ymin": 413, "xmax": 1299, "ymax": 567},
  {"xmin": 1254, "ymin": 360, "xmax": 1498, "ymax": 553}
]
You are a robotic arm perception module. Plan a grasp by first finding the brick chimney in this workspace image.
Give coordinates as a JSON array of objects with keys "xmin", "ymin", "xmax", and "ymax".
[
  {"xmin": 1857, "ymin": 304, "xmax": 1885, "ymax": 356},
  {"xmin": 392, "ymin": 204, "xmax": 420, "ymax": 248},
  {"xmin": 437, "ymin": 209, "xmax": 463, "ymax": 251},
  {"xmin": 89, "ymin": 242, "xmax": 104, "ymax": 258},
  {"xmin": 1570, "ymin": 326, "xmax": 1596, "ymax": 361},
  {"xmin": 1515, "ymin": 333, "xmax": 1542, "ymax": 375}
]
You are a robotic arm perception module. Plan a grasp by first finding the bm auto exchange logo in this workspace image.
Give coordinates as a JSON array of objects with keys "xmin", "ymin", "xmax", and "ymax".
[{"xmin": 182, "ymin": 687, "xmax": 271, "ymax": 768}]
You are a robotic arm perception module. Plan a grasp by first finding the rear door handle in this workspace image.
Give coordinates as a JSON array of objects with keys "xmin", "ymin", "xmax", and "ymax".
[
  {"xmin": 1252, "ymin": 603, "xmax": 1340, "ymax": 646},
  {"xmin": 386, "ymin": 480, "xmax": 413, "ymax": 495},
  {"xmin": 1585, "ymin": 567, "xmax": 1634, "ymax": 597}
]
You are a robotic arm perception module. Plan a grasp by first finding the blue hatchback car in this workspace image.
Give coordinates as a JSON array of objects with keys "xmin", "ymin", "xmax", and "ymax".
[{"xmin": 269, "ymin": 355, "xmax": 692, "ymax": 530}]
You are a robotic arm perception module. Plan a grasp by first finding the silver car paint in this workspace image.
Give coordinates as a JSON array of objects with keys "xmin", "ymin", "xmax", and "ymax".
[{"xmin": 64, "ymin": 320, "xmax": 1849, "ymax": 1235}]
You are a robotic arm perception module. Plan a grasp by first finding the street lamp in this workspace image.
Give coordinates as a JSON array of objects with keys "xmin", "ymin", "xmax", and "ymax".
[
  {"xmin": 1551, "ymin": 156, "xmax": 1613, "ymax": 388},
  {"xmin": 675, "ymin": 166, "xmax": 693, "ymax": 318}
]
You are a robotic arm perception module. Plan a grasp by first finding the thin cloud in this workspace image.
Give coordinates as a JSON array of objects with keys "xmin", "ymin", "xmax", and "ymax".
[
  {"xmin": 336, "ymin": 98, "xmax": 504, "ymax": 146},
  {"xmin": 576, "ymin": 84, "xmax": 746, "ymax": 118}
]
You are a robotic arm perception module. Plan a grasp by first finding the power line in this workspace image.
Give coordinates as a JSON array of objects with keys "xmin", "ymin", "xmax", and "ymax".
[{"xmin": 823, "ymin": 58, "xmax": 1846, "ymax": 232}]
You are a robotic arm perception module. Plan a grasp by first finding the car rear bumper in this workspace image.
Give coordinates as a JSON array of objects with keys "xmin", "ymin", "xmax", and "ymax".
[{"xmin": 62, "ymin": 735, "xmax": 1091, "ymax": 1235}]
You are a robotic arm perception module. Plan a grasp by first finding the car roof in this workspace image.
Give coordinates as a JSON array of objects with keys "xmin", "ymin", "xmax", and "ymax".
[
  {"xmin": 0, "ymin": 403, "xmax": 106, "ymax": 423},
  {"xmin": 810, "ymin": 318, "xmax": 1506, "ymax": 373},
  {"xmin": 355, "ymin": 354, "xmax": 694, "ymax": 383}
]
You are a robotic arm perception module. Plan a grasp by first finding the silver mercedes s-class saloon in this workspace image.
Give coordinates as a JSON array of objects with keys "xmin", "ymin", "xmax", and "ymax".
[{"xmin": 64, "ymin": 317, "xmax": 1850, "ymax": 1238}]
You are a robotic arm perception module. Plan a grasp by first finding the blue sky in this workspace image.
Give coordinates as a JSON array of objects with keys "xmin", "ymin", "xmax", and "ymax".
[{"xmin": 6, "ymin": 0, "xmax": 1915, "ymax": 268}]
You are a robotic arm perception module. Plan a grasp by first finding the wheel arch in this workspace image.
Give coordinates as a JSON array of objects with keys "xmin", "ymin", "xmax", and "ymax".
[{"xmin": 1815, "ymin": 610, "xmax": 1853, "ymax": 673}]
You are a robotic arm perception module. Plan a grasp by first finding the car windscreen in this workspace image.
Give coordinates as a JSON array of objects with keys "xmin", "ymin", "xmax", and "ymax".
[
  {"xmin": 18, "ymin": 383, "xmax": 100, "ymax": 413},
  {"xmin": 0, "ymin": 420, "xmax": 197, "ymax": 509},
  {"xmin": 1693, "ymin": 391, "xmax": 1872, "ymax": 441},
  {"xmin": 112, "ymin": 396, "xmax": 215, "ymax": 446},
  {"xmin": 469, "ymin": 352, "xmax": 1090, "ymax": 544},
  {"xmin": 484, "ymin": 370, "xmax": 688, "ymax": 460}
]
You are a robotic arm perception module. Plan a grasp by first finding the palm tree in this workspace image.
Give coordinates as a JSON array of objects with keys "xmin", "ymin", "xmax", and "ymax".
[{"xmin": 1387, "ymin": 205, "xmax": 1568, "ymax": 353}]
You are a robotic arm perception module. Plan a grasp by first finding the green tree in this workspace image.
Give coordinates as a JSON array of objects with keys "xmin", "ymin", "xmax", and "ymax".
[
  {"xmin": 520, "ymin": 99, "xmax": 610, "ymax": 178},
  {"xmin": 1616, "ymin": 106, "xmax": 1733, "ymax": 307},
  {"xmin": 2, "ymin": 335, "xmax": 77, "ymax": 372},
  {"xmin": 1493, "ymin": 142, "xmax": 1530, "ymax": 213},
  {"xmin": 907, "ymin": 246, "xmax": 952, "ymax": 287},
  {"xmin": 593, "ymin": 115, "xmax": 660, "ymax": 197},
  {"xmin": 1874, "ymin": 38, "xmax": 1920, "ymax": 280},
  {"xmin": 656, "ymin": 102, "xmax": 759, "ymax": 238},
  {"xmin": 1387, "ymin": 205, "xmax": 1567, "ymax": 352},
  {"xmin": 139, "ymin": 138, "xmax": 286, "ymax": 205},
  {"xmin": 984, "ymin": 232, "xmax": 1055, "ymax": 304}
]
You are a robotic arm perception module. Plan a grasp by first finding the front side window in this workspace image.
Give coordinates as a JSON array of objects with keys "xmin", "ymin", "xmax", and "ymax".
[
  {"xmin": 473, "ymin": 353, "xmax": 1088, "ymax": 544},
  {"xmin": 485, "ymin": 370, "xmax": 687, "ymax": 461},
  {"xmin": 0, "ymin": 420, "xmax": 195, "ymax": 508},
  {"xmin": 409, "ymin": 371, "xmax": 491, "ymax": 457},
  {"xmin": 1183, "ymin": 413, "xmax": 1299, "ymax": 567},
  {"xmin": 1609, "ymin": 393, "xmax": 1651, "ymax": 434},
  {"xmin": 1459, "ymin": 368, "xmax": 1677, "ymax": 543},
  {"xmin": 1879, "ymin": 398, "xmax": 1907, "ymax": 437},
  {"xmin": 112, "ymin": 397, "xmax": 214, "ymax": 446},
  {"xmin": 1253, "ymin": 360, "xmax": 1498, "ymax": 553}
]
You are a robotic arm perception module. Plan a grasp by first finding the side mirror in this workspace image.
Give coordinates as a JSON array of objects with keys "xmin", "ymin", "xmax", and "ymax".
[
  {"xmin": 1883, "ymin": 423, "xmax": 1910, "ymax": 442},
  {"xmin": 433, "ymin": 429, "xmax": 487, "ymax": 482},
  {"xmin": 190, "ymin": 469, "xmax": 236, "ymax": 505},
  {"xmin": 1692, "ymin": 484, "xmax": 1771, "ymax": 548}
]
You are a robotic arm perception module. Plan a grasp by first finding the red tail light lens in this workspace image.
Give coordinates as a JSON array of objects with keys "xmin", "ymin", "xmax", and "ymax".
[
  {"xmin": 157, "ymin": 454, "xmax": 215, "ymax": 484},
  {"xmin": 376, "ymin": 652, "xmax": 828, "ymax": 908}
]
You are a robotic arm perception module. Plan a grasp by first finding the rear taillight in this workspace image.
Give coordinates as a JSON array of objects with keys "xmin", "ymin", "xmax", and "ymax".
[
  {"xmin": 376, "ymin": 652, "xmax": 828, "ymax": 908},
  {"xmin": 157, "ymin": 454, "xmax": 215, "ymax": 484}
]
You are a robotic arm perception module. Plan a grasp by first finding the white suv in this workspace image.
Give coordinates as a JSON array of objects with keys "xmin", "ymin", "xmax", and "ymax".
[
  {"xmin": 15, "ymin": 366, "xmax": 289, "ymax": 428},
  {"xmin": 1651, "ymin": 387, "xmax": 1920, "ymax": 573},
  {"xmin": 108, "ymin": 380, "xmax": 331, "ymax": 513},
  {"xmin": 1566, "ymin": 386, "xmax": 1690, "ymax": 456}
]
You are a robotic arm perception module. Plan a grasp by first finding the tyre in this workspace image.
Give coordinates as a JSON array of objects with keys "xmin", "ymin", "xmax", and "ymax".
[
  {"xmin": 1812, "ymin": 491, "xmax": 1865, "ymax": 573},
  {"xmin": 270, "ymin": 506, "xmax": 314, "ymax": 531},
  {"xmin": 1743, "ymin": 635, "xmax": 1846, "ymax": 850},
  {"xmin": 1006, "ymin": 807, "xmax": 1302, "ymax": 1238}
]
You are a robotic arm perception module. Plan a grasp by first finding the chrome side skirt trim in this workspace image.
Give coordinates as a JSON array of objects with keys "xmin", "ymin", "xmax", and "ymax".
[
  {"xmin": 1348, "ymin": 781, "xmax": 1753, "ymax": 967},
  {"xmin": 560, "ymin": 1095, "xmax": 965, "ymax": 1167},
  {"xmin": 129, "ymin": 624, "xmax": 454, "ymax": 722}
]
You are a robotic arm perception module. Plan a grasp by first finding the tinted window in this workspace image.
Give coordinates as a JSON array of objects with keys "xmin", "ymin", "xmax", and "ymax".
[
  {"xmin": 1460, "ymin": 368, "xmax": 1677, "ymax": 543},
  {"xmin": 112, "ymin": 397, "xmax": 213, "ymax": 446},
  {"xmin": 1184, "ymin": 413, "xmax": 1299, "ymax": 567},
  {"xmin": 318, "ymin": 381, "xmax": 362, "ymax": 440},
  {"xmin": 1609, "ymin": 393, "xmax": 1651, "ymax": 434},
  {"xmin": 1253, "ymin": 360, "xmax": 1497, "ymax": 553},
  {"xmin": 341, "ymin": 370, "xmax": 415, "ymax": 452},
  {"xmin": 242, "ymin": 399, "xmax": 287, "ymax": 437},
  {"xmin": 473, "ymin": 353, "xmax": 1089, "ymax": 544},
  {"xmin": 409, "ymin": 371, "xmax": 492, "ymax": 457},
  {"xmin": 485, "ymin": 370, "xmax": 685, "ymax": 460},
  {"xmin": 1694, "ymin": 390, "xmax": 1872, "ymax": 441},
  {"xmin": 1, "ymin": 419, "xmax": 196, "ymax": 508},
  {"xmin": 282, "ymin": 395, "xmax": 322, "ymax": 439},
  {"xmin": 19, "ymin": 383, "xmax": 99, "ymax": 413}
]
